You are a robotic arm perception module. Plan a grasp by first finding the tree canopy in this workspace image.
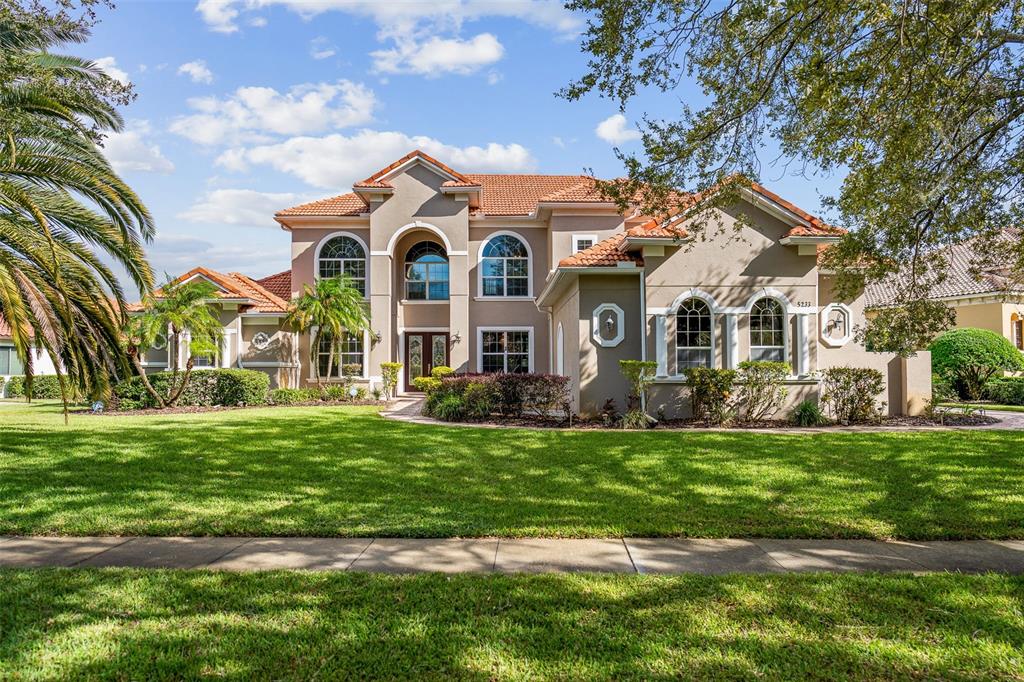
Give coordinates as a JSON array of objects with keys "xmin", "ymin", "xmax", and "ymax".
[{"xmin": 565, "ymin": 0, "xmax": 1024, "ymax": 352}]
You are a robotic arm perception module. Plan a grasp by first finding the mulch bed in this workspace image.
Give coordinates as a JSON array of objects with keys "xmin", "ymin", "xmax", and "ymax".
[{"xmin": 431, "ymin": 413, "xmax": 1000, "ymax": 430}]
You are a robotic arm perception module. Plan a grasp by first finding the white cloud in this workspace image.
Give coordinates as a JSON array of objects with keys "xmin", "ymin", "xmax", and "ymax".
[
  {"xmin": 486, "ymin": 70, "xmax": 503, "ymax": 85},
  {"xmin": 595, "ymin": 113, "xmax": 641, "ymax": 145},
  {"xmin": 217, "ymin": 129, "xmax": 536, "ymax": 188},
  {"xmin": 169, "ymin": 80, "xmax": 377, "ymax": 145},
  {"xmin": 178, "ymin": 60, "xmax": 214, "ymax": 84},
  {"xmin": 94, "ymin": 56, "xmax": 129, "ymax": 84},
  {"xmin": 196, "ymin": 0, "xmax": 239, "ymax": 34},
  {"xmin": 195, "ymin": 0, "xmax": 582, "ymax": 37},
  {"xmin": 309, "ymin": 37, "xmax": 336, "ymax": 60},
  {"xmin": 103, "ymin": 121, "xmax": 174, "ymax": 174},
  {"xmin": 372, "ymin": 33, "xmax": 503, "ymax": 76},
  {"xmin": 247, "ymin": 16, "xmax": 267, "ymax": 27},
  {"xmin": 179, "ymin": 189, "xmax": 311, "ymax": 226},
  {"xmin": 147, "ymin": 234, "xmax": 289, "ymax": 282}
]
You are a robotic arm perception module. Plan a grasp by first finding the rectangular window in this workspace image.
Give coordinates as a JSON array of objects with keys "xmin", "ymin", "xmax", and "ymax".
[
  {"xmin": 480, "ymin": 330, "xmax": 531, "ymax": 373},
  {"xmin": 317, "ymin": 333, "xmax": 364, "ymax": 378},
  {"xmin": 1015, "ymin": 319, "xmax": 1023, "ymax": 350},
  {"xmin": 572, "ymin": 234, "xmax": 597, "ymax": 253}
]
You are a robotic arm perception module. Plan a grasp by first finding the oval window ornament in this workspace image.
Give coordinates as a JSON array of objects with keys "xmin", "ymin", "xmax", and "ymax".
[
  {"xmin": 819, "ymin": 303, "xmax": 853, "ymax": 347},
  {"xmin": 252, "ymin": 331, "xmax": 271, "ymax": 350}
]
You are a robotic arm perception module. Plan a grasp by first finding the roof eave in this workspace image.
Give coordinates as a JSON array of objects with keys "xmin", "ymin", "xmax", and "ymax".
[{"xmin": 536, "ymin": 264, "xmax": 644, "ymax": 309}]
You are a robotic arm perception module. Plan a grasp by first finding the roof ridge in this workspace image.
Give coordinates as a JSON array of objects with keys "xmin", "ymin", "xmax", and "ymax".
[
  {"xmin": 229, "ymin": 272, "xmax": 289, "ymax": 311},
  {"xmin": 358, "ymin": 149, "xmax": 472, "ymax": 185}
]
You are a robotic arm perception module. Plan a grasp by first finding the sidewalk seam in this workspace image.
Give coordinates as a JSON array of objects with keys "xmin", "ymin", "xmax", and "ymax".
[
  {"xmin": 621, "ymin": 538, "xmax": 639, "ymax": 574},
  {"xmin": 66, "ymin": 537, "xmax": 135, "ymax": 567},
  {"xmin": 344, "ymin": 538, "xmax": 375, "ymax": 570},
  {"xmin": 203, "ymin": 537, "xmax": 256, "ymax": 568},
  {"xmin": 492, "ymin": 539, "xmax": 500, "ymax": 571},
  {"xmin": 749, "ymin": 539, "xmax": 789, "ymax": 572}
]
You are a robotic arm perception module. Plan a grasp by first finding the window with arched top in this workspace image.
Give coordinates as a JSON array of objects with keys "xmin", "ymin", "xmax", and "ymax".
[
  {"xmin": 750, "ymin": 297, "xmax": 786, "ymax": 362},
  {"xmin": 405, "ymin": 241, "xmax": 449, "ymax": 300},
  {"xmin": 676, "ymin": 298, "xmax": 713, "ymax": 369},
  {"xmin": 318, "ymin": 235, "xmax": 366, "ymax": 295},
  {"xmin": 480, "ymin": 234, "xmax": 529, "ymax": 297}
]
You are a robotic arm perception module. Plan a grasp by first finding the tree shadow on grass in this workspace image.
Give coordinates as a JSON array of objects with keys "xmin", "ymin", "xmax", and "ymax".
[
  {"xmin": 0, "ymin": 406, "xmax": 1022, "ymax": 539},
  {"xmin": 0, "ymin": 569, "xmax": 1022, "ymax": 679}
]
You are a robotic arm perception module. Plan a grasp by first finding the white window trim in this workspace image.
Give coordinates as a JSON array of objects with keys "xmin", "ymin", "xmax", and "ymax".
[
  {"xmin": 748, "ymin": 296, "xmax": 790, "ymax": 365},
  {"xmin": 571, "ymin": 233, "xmax": 598, "ymax": 253},
  {"xmin": 307, "ymin": 326, "xmax": 370, "ymax": 380},
  {"xmin": 313, "ymin": 230, "xmax": 370, "ymax": 300},
  {"xmin": 819, "ymin": 302, "xmax": 853, "ymax": 347},
  {"xmin": 476, "ymin": 326, "xmax": 534, "ymax": 373},
  {"xmin": 674, "ymin": 297, "xmax": 716, "ymax": 370},
  {"xmin": 592, "ymin": 303, "xmax": 625, "ymax": 348},
  {"xmin": 476, "ymin": 230, "xmax": 533, "ymax": 299}
]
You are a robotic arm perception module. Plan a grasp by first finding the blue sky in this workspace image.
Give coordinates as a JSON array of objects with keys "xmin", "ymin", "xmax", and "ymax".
[{"xmin": 84, "ymin": 0, "xmax": 843, "ymax": 287}]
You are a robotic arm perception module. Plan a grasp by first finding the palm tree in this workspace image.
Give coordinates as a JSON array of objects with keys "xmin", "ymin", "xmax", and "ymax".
[
  {"xmin": 286, "ymin": 275, "xmax": 369, "ymax": 390},
  {"xmin": 125, "ymin": 278, "xmax": 222, "ymax": 408},
  {"xmin": 0, "ymin": 4, "xmax": 154, "ymax": 414}
]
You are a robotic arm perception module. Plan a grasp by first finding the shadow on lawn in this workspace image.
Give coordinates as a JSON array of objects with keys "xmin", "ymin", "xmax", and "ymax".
[
  {"xmin": 1, "ymin": 569, "xmax": 1022, "ymax": 679},
  {"xmin": 0, "ymin": 406, "xmax": 1022, "ymax": 539}
]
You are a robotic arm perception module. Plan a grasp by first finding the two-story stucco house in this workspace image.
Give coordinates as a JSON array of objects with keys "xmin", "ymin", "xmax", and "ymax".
[{"xmin": 140, "ymin": 150, "xmax": 930, "ymax": 417}]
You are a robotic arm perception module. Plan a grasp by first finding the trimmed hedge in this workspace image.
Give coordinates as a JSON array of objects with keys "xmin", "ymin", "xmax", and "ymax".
[
  {"xmin": 4, "ymin": 375, "xmax": 63, "ymax": 399},
  {"xmin": 424, "ymin": 373, "xmax": 571, "ymax": 422},
  {"xmin": 984, "ymin": 377, "xmax": 1024, "ymax": 406},
  {"xmin": 113, "ymin": 369, "xmax": 270, "ymax": 410},
  {"xmin": 930, "ymin": 328, "xmax": 1024, "ymax": 400}
]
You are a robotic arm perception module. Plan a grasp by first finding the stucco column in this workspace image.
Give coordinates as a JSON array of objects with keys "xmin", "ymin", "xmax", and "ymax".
[
  {"xmin": 219, "ymin": 331, "xmax": 231, "ymax": 369},
  {"xmin": 179, "ymin": 330, "xmax": 191, "ymax": 369},
  {"xmin": 724, "ymin": 314, "xmax": 739, "ymax": 370},
  {"xmin": 369, "ymin": 253, "xmax": 392, "ymax": 377},
  {"xmin": 796, "ymin": 312, "xmax": 812, "ymax": 377},
  {"xmin": 655, "ymin": 314, "xmax": 668, "ymax": 377},
  {"xmin": 448, "ymin": 253, "xmax": 470, "ymax": 373}
]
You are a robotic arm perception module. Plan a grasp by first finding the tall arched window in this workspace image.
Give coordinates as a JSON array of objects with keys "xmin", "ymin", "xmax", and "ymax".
[
  {"xmin": 750, "ymin": 298, "xmax": 786, "ymax": 362},
  {"xmin": 676, "ymin": 298, "xmax": 713, "ymax": 369},
  {"xmin": 480, "ymin": 234, "xmax": 529, "ymax": 297},
  {"xmin": 318, "ymin": 235, "xmax": 366, "ymax": 296},
  {"xmin": 405, "ymin": 241, "xmax": 449, "ymax": 300}
]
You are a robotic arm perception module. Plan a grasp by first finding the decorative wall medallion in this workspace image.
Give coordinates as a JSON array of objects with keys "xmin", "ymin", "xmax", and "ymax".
[
  {"xmin": 252, "ymin": 331, "xmax": 271, "ymax": 350},
  {"xmin": 592, "ymin": 303, "xmax": 625, "ymax": 348},
  {"xmin": 152, "ymin": 333, "xmax": 167, "ymax": 351},
  {"xmin": 819, "ymin": 303, "xmax": 853, "ymax": 347}
]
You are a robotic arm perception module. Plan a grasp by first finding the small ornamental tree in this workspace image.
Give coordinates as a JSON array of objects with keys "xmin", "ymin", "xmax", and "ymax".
[
  {"xmin": 286, "ymin": 275, "xmax": 369, "ymax": 390},
  {"xmin": 929, "ymin": 328, "xmax": 1024, "ymax": 400},
  {"xmin": 619, "ymin": 360, "xmax": 658, "ymax": 428},
  {"xmin": 736, "ymin": 360, "xmax": 789, "ymax": 422},
  {"xmin": 380, "ymin": 362, "xmax": 402, "ymax": 400}
]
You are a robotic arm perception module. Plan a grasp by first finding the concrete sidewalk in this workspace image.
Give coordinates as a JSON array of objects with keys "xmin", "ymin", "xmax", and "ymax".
[{"xmin": 2, "ymin": 536, "xmax": 1023, "ymax": 574}]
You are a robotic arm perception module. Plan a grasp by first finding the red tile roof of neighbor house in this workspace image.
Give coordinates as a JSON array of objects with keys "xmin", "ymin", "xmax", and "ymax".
[
  {"xmin": 129, "ymin": 267, "xmax": 289, "ymax": 314},
  {"xmin": 255, "ymin": 269, "xmax": 292, "ymax": 300},
  {"xmin": 0, "ymin": 315, "xmax": 11, "ymax": 339}
]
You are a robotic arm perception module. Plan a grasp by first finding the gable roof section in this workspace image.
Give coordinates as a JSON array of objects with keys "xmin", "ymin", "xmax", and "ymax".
[
  {"xmin": 559, "ymin": 234, "xmax": 641, "ymax": 268},
  {"xmin": 747, "ymin": 183, "xmax": 843, "ymax": 238},
  {"xmin": 131, "ymin": 267, "xmax": 289, "ymax": 313},
  {"xmin": 356, "ymin": 149, "xmax": 476, "ymax": 187},
  {"xmin": 464, "ymin": 174, "xmax": 596, "ymax": 215},
  {"xmin": 255, "ymin": 269, "xmax": 292, "ymax": 300}
]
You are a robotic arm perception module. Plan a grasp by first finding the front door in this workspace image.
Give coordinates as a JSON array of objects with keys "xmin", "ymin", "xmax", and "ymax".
[{"xmin": 405, "ymin": 332, "xmax": 449, "ymax": 392}]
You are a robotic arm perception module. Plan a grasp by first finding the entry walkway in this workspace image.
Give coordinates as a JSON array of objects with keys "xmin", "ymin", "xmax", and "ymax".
[{"xmin": 2, "ymin": 536, "xmax": 1022, "ymax": 574}]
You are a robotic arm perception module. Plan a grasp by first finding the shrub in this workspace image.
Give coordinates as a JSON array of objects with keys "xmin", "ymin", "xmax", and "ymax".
[
  {"xmin": 270, "ymin": 387, "xmax": 320, "ymax": 405},
  {"xmin": 3, "ymin": 375, "xmax": 63, "ymax": 400},
  {"xmin": 0, "ymin": 376, "xmax": 5, "ymax": 397},
  {"xmin": 412, "ymin": 376, "xmax": 442, "ymax": 394},
  {"xmin": 431, "ymin": 365, "xmax": 454, "ymax": 379},
  {"xmin": 380, "ymin": 362, "xmax": 402, "ymax": 400},
  {"xmin": 735, "ymin": 361, "xmax": 789, "ymax": 422},
  {"xmin": 685, "ymin": 367, "xmax": 737, "ymax": 425},
  {"xmin": 463, "ymin": 381, "xmax": 496, "ymax": 420},
  {"xmin": 619, "ymin": 360, "xmax": 658, "ymax": 428},
  {"xmin": 432, "ymin": 394, "xmax": 466, "ymax": 422},
  {"xmin": 984, "ymin": 377, "xmax": 1024, "ymax": 406},
  {"xmin": 931, "ymin": 373, "xmax": 956, "ymax": 404},
  {"xmin": 791, "ymin": 399, "xmax": 826, "ymax": 427},
  {"xmin": 113, "ymin": 369, "xmax": 270, "ymax": 409},
  {"xmin": 929, "ymin": 328, "xmax": 1024, "ymax": 400},
  {"xmin": 424, "ymin": 373, "xmax": 570, "ymax": 421},
  {"xmin": 820, "ymin": 366, "xmax": 885, "ymax": 423},
  {"xmin": 323, "ymin": 385, "xmax": 349, "ymax": 401}
]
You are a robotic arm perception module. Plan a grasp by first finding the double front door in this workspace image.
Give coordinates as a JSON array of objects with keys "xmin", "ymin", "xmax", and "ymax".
[{"xmin": 405, "ymin": 332, "xmax": 449, "ymax": 392}]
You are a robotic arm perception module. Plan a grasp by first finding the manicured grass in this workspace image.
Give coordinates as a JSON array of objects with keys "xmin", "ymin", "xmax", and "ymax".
[
  {"xmin": 1, "ymin": 569, "xmax": 1021, "ymax": 679},
  {"xmin": 941, "ymin": 402, "xmax": 1024, "ymax": 413},
  {"xmin": 1, "ymin": 402, "xmax": 1022, "ymax": 539}
]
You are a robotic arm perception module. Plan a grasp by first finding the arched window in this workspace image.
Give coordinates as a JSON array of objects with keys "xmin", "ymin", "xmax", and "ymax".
[
  {"xmin": 318, "ymin": 235, "xmax": 366, "ymax": 296},
  {"xmin": 750, "ymin": 298, "xmax": 786, "ymax": 362},
  {"xmin": 405, "ymin": 241, "xmax": 449, "ymax": 300},
  {"xmin": 480, "ymin": 234, "xmax": 529, "ymax": 297},
  {"xmin": 676, "ymin": 298, "xmax": 713, "ymax": 369}
]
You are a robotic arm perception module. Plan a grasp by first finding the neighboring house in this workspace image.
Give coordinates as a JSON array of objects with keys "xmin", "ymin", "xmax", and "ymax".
[
  {"xmin": 153, "ymin": 149, "xmax": 930, "ymax": 416},
  {"xmin": 0, "ymin": 316, "xmax": 58, "ymax": 396},
  {"xmin": 866, "ymin": 233, "xmax": 1024, "ymax": 351}
]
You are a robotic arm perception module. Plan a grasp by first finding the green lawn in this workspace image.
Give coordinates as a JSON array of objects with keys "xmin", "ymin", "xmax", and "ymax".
[
  {"xmin": 0, "ymin": 569, "xmax": 1021, "ymax": 680},
  {"xmin": 1, "ymin": 402, "xmax": 1022, "ymax": 539},
  {"xmin": 941, "ymin": 402, "xmax": 1024, "ymax": 413}
]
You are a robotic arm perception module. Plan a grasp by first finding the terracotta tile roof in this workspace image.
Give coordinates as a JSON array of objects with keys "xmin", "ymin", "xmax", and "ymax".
[
  {"xmin": 0, "ymin": 315, "xmax": 11, "ymax": 339},
  {"xmin": 625, "ymin": 224, "xmax": 688, "ymax": 239},
  {"xmin": 359, "ymin": 149, "xmax": 473, "ymax": 186},
  {"xmin": 864, "ymin": 230, "xmax": 1024, "ymax": 307},
  {"xmin": 276, "ymin": 192, "xmax": 368, "ymax": 217},
  {"xmin": 441, "ymin": 179, "xmax": 482, "ymax": 188},
  {"xmin": 538, "ymin": 177, "xmax": 610, "ymax": 203},
  {"xmin": 130, "ymin": 267, "xmax": 289, "ymax": 314},
  {"xmin": 255, "ymin": 269, "xmax": 292, "ymax": 300},
  {"xmin": 463, "ymin": 174, "xmax": 596, "ymax": 215},
  {"xmin": 748, "ymin": 183, "xmax": 844, "ymax": 237},
  {"xmin": 558, "ymin": 234, "xmax": 642, "ymax": 268},
  {"xmin": 352, "ymin": 180, "xmax": 393, "ymax": 189}
]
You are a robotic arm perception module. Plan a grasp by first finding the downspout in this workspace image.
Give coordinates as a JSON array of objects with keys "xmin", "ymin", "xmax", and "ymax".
[{"xmin": 639, "ymin": 267, "xmax": 648, "ymax": 415}]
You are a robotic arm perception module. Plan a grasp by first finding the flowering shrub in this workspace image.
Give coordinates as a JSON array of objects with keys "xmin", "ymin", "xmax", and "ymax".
[
  {"xmin": 685, "ymin": 368, "xmax": 737, "ymax": 425},
  {"xmin": 820, "ymin": 366, "xmax": 885, "ymax": 423}
]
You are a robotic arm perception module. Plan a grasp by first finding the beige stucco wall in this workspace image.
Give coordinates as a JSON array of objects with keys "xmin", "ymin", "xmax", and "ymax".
[
  {"xmin": 547, "ymin": 212, "xmax": 625, "ymax": 270},
  {"xmin": 952, "ymin": 301, "xmax": 1024, "ymax": 340},
  {"xmin": 549, "ymin": 283, "xmax": 581, "ymax": 411},
  {"xmin": 576, "ymin": 274, "xmax": 643, "ymax": 415}
]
